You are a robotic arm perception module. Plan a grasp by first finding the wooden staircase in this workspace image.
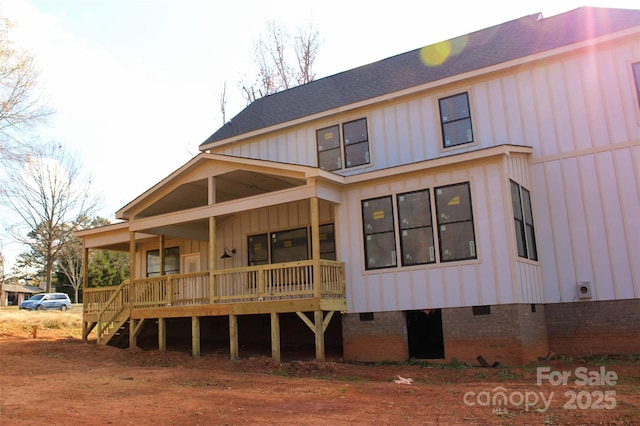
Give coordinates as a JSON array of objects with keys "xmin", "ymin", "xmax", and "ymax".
[{"xmin": 96, "ymin": 280, "xmax": 131, "ymax": 346}]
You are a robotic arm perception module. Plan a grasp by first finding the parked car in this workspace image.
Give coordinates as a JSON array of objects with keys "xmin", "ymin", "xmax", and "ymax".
[{"xmin": 19, "ymin": 293, "xmax": 72, "ymax": 311}]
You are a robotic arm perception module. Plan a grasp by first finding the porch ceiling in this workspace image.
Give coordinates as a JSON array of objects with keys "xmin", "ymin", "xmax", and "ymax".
[{"xmin": 136, "ymin": 170, "xmax": 305, "ymax": 219}]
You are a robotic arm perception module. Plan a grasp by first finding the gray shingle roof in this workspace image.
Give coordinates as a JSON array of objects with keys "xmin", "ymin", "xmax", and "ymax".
[{"xmin": 201, "ymin": 7, "xmax": 640, "ymax": 147}]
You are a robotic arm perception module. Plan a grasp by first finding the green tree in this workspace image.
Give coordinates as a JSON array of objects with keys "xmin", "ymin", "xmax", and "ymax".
[{"xmin": 88, "ymin": 249, "xmax": 129, "ymax": 288}]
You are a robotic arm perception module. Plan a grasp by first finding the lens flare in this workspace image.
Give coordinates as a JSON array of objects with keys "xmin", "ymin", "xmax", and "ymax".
[{"xmin": 419, "ymin": 36, "xmax": 469, "ymax": 67}]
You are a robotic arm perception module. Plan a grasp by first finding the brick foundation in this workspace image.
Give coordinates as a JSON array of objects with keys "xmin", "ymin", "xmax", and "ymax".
[
  {"xmin": 442, "ymin": 304, "xmax": 548, "ymax": 366},
  {"xmin": 545, "ymin": 299, "xmax": 640, "ymax": 357},
  {"xmin": 341, "ymin": 312, "xmax": 408, "ymax": 362}
]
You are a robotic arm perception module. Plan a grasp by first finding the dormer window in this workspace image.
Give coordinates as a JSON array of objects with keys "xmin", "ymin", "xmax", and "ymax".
[
  {"xmin": 317, "ymin": 118, "xmax": 370, "ymax": 171},
  {"xmin": 439, "ymin": 93, "xmax": 473, "ymax": 148}
]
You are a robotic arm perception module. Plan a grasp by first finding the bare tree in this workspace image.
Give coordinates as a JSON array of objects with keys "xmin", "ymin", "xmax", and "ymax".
[
  {"xmin": 0, "ymin": 143, "xmax": 99, "ymax": 292},
  {"xmin": 219, "ymin": 81, "xmax": 228, "ymax": 125},
  {"xmin": 240, "ymin": 21, "xmax": 321, "ymax": 104},
  {"xmin": 0, "ymin": 17, "xmax": 53, "ymax": 164}
]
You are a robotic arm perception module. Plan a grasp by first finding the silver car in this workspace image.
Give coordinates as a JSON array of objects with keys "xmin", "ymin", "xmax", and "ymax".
[{"xmin": 19, "ymin": 293, "xmax": 72, "ymax": 311}]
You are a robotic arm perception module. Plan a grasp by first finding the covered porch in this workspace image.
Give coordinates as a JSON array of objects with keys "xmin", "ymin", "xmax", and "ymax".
[{"xmin": 77, "ymin": 154, "xmax": 347, "ymax": 361}]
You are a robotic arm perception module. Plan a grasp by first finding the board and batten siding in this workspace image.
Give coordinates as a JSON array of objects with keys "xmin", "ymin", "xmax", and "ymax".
[
  {"xmin": 215, "ymin": 199, "xmax": 335, "ymax": 269},
  {"xmin": 338, "ymin": 159, "xmax": 541, "ymax": 313}
]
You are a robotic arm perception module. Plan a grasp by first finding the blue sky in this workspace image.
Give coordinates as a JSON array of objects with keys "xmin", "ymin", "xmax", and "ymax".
[{"xmin": 1, "ymin": 0, "xmax": 638, "ymax": 269}]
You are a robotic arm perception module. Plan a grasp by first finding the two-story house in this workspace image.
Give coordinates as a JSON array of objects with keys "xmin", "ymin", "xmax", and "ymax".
[{"xmin": 78, "ymin": 6, "xmax": 640, "ymax": 365}]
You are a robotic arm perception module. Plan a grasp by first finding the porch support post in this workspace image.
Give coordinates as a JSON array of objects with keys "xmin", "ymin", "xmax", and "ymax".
[
  {"xmin": 209, "ymin": 216, "xmax": 217, "ymax": 303},
  {"xmin": 129, "ymin": 231, "xmax": 136, "ymax": 283},
  {"xmin": 158, "ymin": 317, "xmax": 166, "ymax": 351},
  {"xmin": 191, "ymin": 316, "xmax": 200, "ymax": 357},
  {"xmin": 314, "ymin": 310, "xmax": 325, "ymax": 361},
  {"xmin": 82, "ymin": 246, "xmax": 89, "ymax": 341},
  {"xmin": 310, "ymin": 196, "xmax": 322, "ymax": 299},
  {"xmin": 271, "ymin": 312, "xmax": 281, "ymax": 362},
  {"xmin": 159, "ymin": 235, "xmax": 165, "ymax": 275},
  {"xmin": 129, "ymin": 318, "xmax": 137, "ymax": 349},
  {"xmin": 229, "ymin": 314, "xmax": 238, "ymax": 360}
]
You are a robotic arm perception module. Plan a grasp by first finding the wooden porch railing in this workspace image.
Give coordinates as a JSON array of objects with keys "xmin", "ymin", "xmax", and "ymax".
[{"xmin": 84, "ymin": 260, "xmax": 345, "ymax": 344}]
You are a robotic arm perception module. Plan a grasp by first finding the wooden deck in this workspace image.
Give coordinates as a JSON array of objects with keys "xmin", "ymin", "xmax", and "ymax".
[{"xmin": 82, "ymin": 260, "xmax": 346, "ymax": 360}]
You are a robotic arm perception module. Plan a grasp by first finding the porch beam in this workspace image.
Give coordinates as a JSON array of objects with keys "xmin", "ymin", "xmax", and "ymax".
[
  {"xmin": 158, "ymin": 317, "xmax": 166, "ymax": 351},
  {"xmin": 229, "ymin": 314, "xmax": 238, "ymax": 360},
  {"xmin": 271, "ymin": 312, "xmax": 281, "ymax": 362},
  {"xmin": 192, "ymin": 316, "xmax": 200, "ymax": 357}
]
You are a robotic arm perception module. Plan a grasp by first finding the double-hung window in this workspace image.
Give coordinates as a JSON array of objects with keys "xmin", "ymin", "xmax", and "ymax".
[
  {"xmin": 439, "ymin": 92, "xmax": 473, "ymax": 148},
  {"xmin": 362, "ymin": 196, "xmax": 397, "ymax": 269},
  {"xmin": 317, "ymin": 118, "xmax": 370, "ymax": 171},
  {"xmin": 435, "ymin": 183, "xmax": 477, "ymax": 261},
  {"xmin": 510, "ymin": 180, "xmax": 538, "ymax": 261},
  {"xmin": 397, "ymin": 190, "xmax": 435, "ymax": 265}
]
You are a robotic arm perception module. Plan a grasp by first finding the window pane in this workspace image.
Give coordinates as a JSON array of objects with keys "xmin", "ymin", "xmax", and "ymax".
[
  {"xmin": 318, "ymin": 147, "xmax": 342, "ymax": 171},
  {"xmin": 319, "ymin": 224, "xmax": 336, "ymax": 260},
  {"xmin": 401, "ymin": 227, "xmax": 435, "ymax": 265},
  {"xmin": 633, "ymin": 62, "xmax": 640, "ymax": 108},
  {"xmin": 442, "ymin": 119, "xmax": 473, "ymax": 147},
  {"xmin": 147, "ymin": 250, "xmax": 160, "ymax": 277},
  {"xmin": 362, "ymin": 196, "xmax": 394, "ymax": 234},
  {"xmin": 526, "ymin": 224, "xmax": 538, "ymax": 261},
  {"xmin": 271, "ymin": 228, "xmax": 309, "ymax": 263},
  {"xmin": 164, "ymin": 247, "xmax": 180, "ymax": 274},
  {"xmin": 316, "ymin": 125, "xmax": 340, "ymax": 151},
  {"xmin": 514, "ymin": 221, "xmax": 527, "ymax": 258},
  {"xmin": 435, "ymin": 182, "xmax": 476, "ymax": 262},
  {"xmin": 365, "ymin": 232, "xmax": 397, "ymax": 269},
  {"xmin": 439, "ymin": 93, "xmax": 470, "ymax": 123},
  {"xmin": 344, "ymin": 141, "xmax": 370, "ymax": 167},
  {"xmin": 248, "ymin": 234, "xmax": 269, "ymax": 266},
  {"xmin": 521, "ymin": 188, "xmax": 534, "ymax": 224},
  {"xmin": 435, "ymin": 183, "xmax": 473, "ymax": 224},
  {"xmin": 343, "ymin": 118, "xmax": 368, "ymax": 145},
  {"xmin": 398, "ymin": 190, "xmax": 432, "ymax": 229},
  {"xmin": 439, "ymin": 221, "xmax": 476, "ymax": 261},
  {"xmin": 511, "ymin": 181, "xmax": 523, "ymax": 220}
]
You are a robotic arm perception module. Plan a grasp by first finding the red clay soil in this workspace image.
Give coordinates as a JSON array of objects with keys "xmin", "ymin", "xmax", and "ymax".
[{"xmin": 1, "ymin": 314, "xmax": 639, "ymax": 425}]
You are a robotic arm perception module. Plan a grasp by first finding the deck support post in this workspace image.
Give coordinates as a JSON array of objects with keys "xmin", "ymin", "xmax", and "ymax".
[
  {"xmin": 271, "ymin": 312, "xmax": 281, "ymax": 362},
  {"xmin": 191, "ymin": 316, "xmax": 200, "ymax": 357},
  {"xmin": 129, "ymin": 318, "xmax": 137, "ymax": 349},
  {"xmin": 82, "ymin": 246, "xmax": 89, "ymax": 341},
  {"xmin": 314, "ymin": 310, "xmax": 325, "ymax": 361},
  {"xmin": 229, "ymin": 314, "xmax": 238, "ymax": 360},
  {"xmin": 158, "ymin": 317, "xmax": 166, "ymax": 351}
]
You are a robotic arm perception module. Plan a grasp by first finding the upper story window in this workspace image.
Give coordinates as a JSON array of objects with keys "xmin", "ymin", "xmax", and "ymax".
[
  {"xmin": 317, "ymin": 118, "xmax": 370, "ymax": 171},
  {"xmin": 439, "ymin": 92, "xmax": 473, "ymax": 148},
  {"xmin": 510, "ymin": 180, "xmax": 538, "ymax": 261},
  {"xmin": 633, "ymin": 62, "xmax": 640, "ymax": 108}
]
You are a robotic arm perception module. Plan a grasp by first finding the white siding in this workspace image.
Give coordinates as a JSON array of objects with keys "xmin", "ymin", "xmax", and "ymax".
[
  {"xmin": 210, "ymin": 37, "xmax": 639, "ymax": 309},
  {"xmin": 340, "ymin": 160, "xmax": 524, "ymax": 313}
]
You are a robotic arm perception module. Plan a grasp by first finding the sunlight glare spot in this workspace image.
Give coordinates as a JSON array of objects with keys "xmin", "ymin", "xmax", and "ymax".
[{"xmin": 419, "ymin": 36, "xmax": 468, "ymax": 67}]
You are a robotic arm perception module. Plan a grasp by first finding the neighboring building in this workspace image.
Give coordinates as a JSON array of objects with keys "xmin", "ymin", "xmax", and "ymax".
[
  {"xmin": 1, "ymin": 284, "xmax": 42, "ymax": 306},
  {"xmin": 78, "ymin": 7, "xmax": 640, "ymax": 365}
]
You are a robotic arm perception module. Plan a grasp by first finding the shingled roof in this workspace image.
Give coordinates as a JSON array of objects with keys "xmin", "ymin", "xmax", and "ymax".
[{"xmin": 201, "ymin": 7, "xmax": 640, "ymax": 148}]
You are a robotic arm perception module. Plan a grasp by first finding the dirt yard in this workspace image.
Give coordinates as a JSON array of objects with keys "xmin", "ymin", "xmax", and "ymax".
[{"xmin": 1, "ymin": 309, "xmax": 639, "ymax": 425}]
